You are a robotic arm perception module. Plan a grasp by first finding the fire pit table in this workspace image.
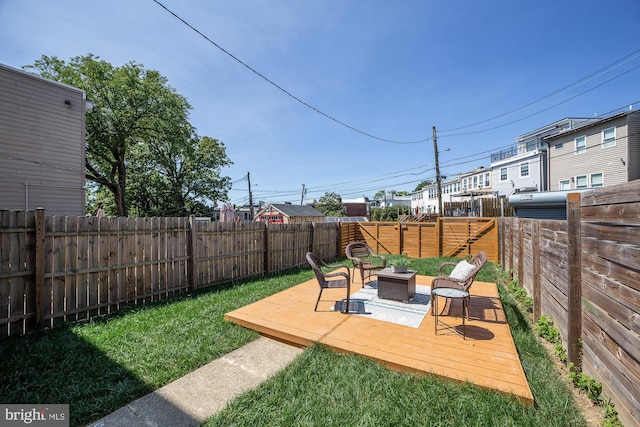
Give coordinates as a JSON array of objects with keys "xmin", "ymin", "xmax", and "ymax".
[{"xmin": 376, "ymin": 268, "xmax": 417, "ymax": 303}]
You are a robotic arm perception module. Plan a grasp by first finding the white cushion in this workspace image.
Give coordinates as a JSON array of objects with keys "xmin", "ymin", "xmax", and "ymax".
[{"xmin": 449, "ymin": 260, "xmax": 476, "ymax": 280}]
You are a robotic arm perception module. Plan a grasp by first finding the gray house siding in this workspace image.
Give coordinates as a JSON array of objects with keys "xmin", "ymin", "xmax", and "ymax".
[
  {"xmin": 491, "ymin": 149, "xmax": 546, "ymax": 196},
  {"xmin": 0, "ymin": 64, "xmax": 86, "ymax": 215},
  {"xmin": 547, "ymin": 112, "xmax": 637, "ymax": 191}
]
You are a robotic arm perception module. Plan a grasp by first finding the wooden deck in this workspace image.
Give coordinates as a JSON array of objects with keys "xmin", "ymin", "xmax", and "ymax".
[{"xmin": 224, "ymin": 275, "xmax": 534, "ymax": 405}]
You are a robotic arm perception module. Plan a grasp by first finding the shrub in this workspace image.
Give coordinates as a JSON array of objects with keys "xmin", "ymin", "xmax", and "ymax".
[
  {"xmin": 568, "ymin": 363, "xmax": 603, "ymax": 404},
  {"xmin": 554, "ymin": 342, "xmax": 567, "ymax": 363},
  {"xmin": 535, "ymin": 315, "xmax": 560, "ymax": 344}
]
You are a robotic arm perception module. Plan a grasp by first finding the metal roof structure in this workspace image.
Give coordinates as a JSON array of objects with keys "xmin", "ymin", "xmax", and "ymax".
[{"xmin": 323, "ymin": 217, "xmax": 368, "ymax": 223}]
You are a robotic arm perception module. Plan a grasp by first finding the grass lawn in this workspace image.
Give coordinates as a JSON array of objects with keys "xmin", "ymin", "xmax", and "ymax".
[{"xmin": 0, "ymin": 257, "xmax": 588, "ymax": 426}]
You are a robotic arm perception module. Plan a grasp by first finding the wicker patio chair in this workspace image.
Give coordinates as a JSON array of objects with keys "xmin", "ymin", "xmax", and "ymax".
[
  {"xmin": 430, "ymin": 251, "xmax": 487, "ymax": 318},
  {"xmin": 345, "ymin": 242, "xmax": 387, "ymax": 286},
  {"xmin": 306, "ymin": 252, "xmax": 352, "ymax": 313}
]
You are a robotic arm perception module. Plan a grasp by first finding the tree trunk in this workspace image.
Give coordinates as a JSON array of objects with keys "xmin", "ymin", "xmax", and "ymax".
[{"xmin": 116, "ymin": 152, "xmax": 128, "ymax": 217}]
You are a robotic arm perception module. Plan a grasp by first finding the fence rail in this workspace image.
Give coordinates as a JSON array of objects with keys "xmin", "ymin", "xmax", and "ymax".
[
  {"xmin": 339, "ymin": 218, "xmax": 498, "ymax": 262},
  {"xmin": 0, "ymin": 211, "xmax": 338, "ymax": 337},
  {"xmin": 499, "ymin": 180, "xmax": 640, "ymax": 427}
]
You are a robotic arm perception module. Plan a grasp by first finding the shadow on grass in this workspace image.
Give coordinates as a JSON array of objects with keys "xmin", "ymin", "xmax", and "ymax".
[
  {"xmin": 0, "ymin": 327, "xmax": 158, "ymax": 426},
  {"xmin": 0, "ymin": 267, "xmax": 313, "ymax": 427}
]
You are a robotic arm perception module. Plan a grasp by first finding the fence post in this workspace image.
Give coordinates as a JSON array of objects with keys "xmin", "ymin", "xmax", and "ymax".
[
  {"xmin": 567, "ymin": 193, "xmax": 582, "ymax": 368},
  {"xmin": 532, "ymin": 219, "xmax": 541, "ymax": 322},
  {"xmin": 508, "ymin": 218, "xmax": 514, "ymax": 277},
  {"xmin": 309, "ymin": 222, "xmax": 315, "ymax": 254},
  {"xmin": 517, "ymin": 218, "xmax": 524, "ymax": 286},
  {"xmin": 498, "ymin": 218, "xmax": 503, "ymax": 267},
  {"xmin": 436, "ymin": 217, "xmax": 442, "ymax": 257},
  {"xmin": 263, "ymin": 223, "xmax": 270, "ymax": 274},
  {"xmin": 187, "ymin": 215, "xmax": 197, "ymax": 290},
  {"xmin": 34, "ymin": 208, "xmax": 45, "ymax": 326}
]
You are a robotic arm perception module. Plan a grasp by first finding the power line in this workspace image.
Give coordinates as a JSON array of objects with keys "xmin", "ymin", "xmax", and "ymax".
[
  {"xmin": 439, "ymin": 64, "xmax": 640, "ymax": 138},
  {"xmin": 155, "ymin": 0, "xmax": 640, "ymax": 152},
  {"xmin": 25, "ymin": 2, "xmax": 636, "ymax": 207},
  {"xmin": 252, "ymin": 123, "xmax": 639, "ymax": 202},
  {"xmin": 151, "ymin": 0, "xmax": 430, "ymax": 145},
  {"xmin": 440, "ymin": 48, "xmax": 640, "ymax": 134},
  {"xmin": 154, "ymin": 0, "xmax": 639, "ymax": 151}
]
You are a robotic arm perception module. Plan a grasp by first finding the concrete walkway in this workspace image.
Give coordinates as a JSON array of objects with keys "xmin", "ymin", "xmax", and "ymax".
[{"xmin": 88, "ymin": 337, "xmax": 303, "ymax": 427}]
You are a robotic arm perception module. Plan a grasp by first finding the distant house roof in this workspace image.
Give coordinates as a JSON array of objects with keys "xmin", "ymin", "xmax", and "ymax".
[
  {"xmin": 544, "ymin": 111, "xmax": 638, "ymax": 141},
  {"xmin": 342, "ymin": 197, "xmax": 370, "ymax": 204},
  {"xmin": 257, "ymin": 203, "xmax": 324, "ymax": 218}
]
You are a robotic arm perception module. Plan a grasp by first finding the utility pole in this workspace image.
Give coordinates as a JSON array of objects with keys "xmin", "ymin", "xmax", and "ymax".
[
  {"xmin": 247, "ymin": 172, "xmax": 253, "ymax": 221},
  {"xmin": 433, "ymin": 126, "xmax": 443, "ymax": 216},
  {"xmin": 300, "ymin": 184, "xmax": 306, "ymax": 205}
]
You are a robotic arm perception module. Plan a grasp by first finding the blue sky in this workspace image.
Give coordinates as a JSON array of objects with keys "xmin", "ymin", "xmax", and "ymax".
[{"xmin": 1, "ymin": 1, "xmax": 639, "ymax": 206}]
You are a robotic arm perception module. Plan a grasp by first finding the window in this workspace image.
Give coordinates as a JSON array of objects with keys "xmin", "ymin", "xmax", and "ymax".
[
  {"xmin": 576, "ymin": 175, "xmax": 588, "ymax": 189},
  {"xmin": 485, "ymin": 172, "xmax": 491, "ymax": 187},
  {"xmin": 590, "ymin": 173, "xmax": 604, "ymax": 188},
  {"xmin": 554, "ymin": 143, "xmax": 563, "ymax": 149},
  {"xmin": 575, "ymin": 136, "xmax": 586, "ymax": 154},
  {"xmin": 473, "ymin": 176, "xmax": 478, "ymax": 188},
  {"xmin": 559, "ymin": 180, "xmax": 571, "ymax": 190},
  {"xmin": 602, "ymin": 127, "xmax": 616, "ymax": 148},
  {"xmin": 520, "ymin": 162, "xmax": 529, "ymax": 177},
  {"xmin": 500, "ymin": 167, "xmax": 508, "ymax": 181}
]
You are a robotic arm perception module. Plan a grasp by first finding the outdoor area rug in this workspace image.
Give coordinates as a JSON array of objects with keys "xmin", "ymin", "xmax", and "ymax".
[{"xmin": 333, "ymin": 283, "xmax": 431, "ymax": 328}]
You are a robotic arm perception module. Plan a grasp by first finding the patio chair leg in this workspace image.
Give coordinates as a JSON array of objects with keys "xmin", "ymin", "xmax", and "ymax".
[
  {"xmin": 430, "ymin": 292, "xmax": 435, "ymax": 315},
  {"xmin": 314, "ymin": 289, "xmax": 323, "ymax": 312},
  {"xmin": 465, "ymin": 296, "xmax": 470, "ymax": 319}
]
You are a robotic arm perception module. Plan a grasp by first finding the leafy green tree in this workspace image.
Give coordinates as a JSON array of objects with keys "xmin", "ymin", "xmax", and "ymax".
[
  {"xmin": 25, "ymin": 54, "xmax": 231, "ymax": 217},
  {"xmin": 373, "ymin": 190, "xmax": 386, "ymax": 200},
  {"xmin": 374, "ymin": 189, "xmax": 410, "ymax": 200},
  {"xmin": 370, "ymin": 205, "xmax": 411, "ymax": 221},
  {"xmin": 130, "ymin": 135, "xmax": 231, "ymax": 217},
  {"xmin": 315, "ymin": 192, "xmax": 344, "ymax": 217},
  {"xmin": 414, "ymin": 179, "xmax": 434, "ymax": 192}
]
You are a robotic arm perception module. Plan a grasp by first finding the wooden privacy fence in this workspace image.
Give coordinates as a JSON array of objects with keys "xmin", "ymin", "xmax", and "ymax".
[
  {"xmin": 0, "ymin": 210, "xmax": 338, "ymax": 337},
  {"xmin": 339, "ymin": 217, "xmax": 498, "ymax": 262},
  {"xmin": 499, "ymin": 180, "xmax": 640, "ymax": 427}
]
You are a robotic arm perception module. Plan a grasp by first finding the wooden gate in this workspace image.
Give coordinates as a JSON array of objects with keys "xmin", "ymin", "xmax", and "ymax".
[{"xmin": 440, "ymin": 218, "xmax": 498, "ymax": 260}]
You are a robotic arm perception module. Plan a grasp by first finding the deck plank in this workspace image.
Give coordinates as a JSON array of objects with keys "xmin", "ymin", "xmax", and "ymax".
[{"xmin": 224, "ymin": 275, "xmax": 534, "ymax": 405}]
